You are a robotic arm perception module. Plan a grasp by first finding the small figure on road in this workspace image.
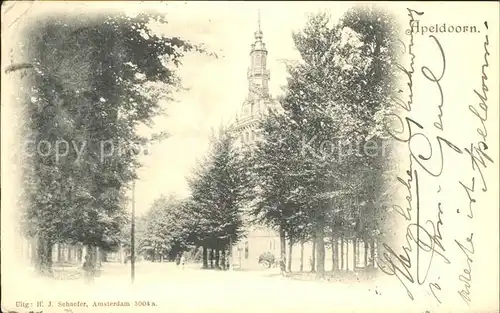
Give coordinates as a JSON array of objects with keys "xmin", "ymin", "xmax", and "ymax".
[
  {"xmin": 180, "ymin": 254, "xmax": 186, "ymax": 270},
  {"xmin": 83, "ymin": 255, "xmax": 95, "ymax": 284},
  {"xmin": 279, "ymin": 257, "xmax": 286, "ymax": 277},
  {"xmin": 175, "ymin": 254, "xmax": 181, "ymax": 267}
]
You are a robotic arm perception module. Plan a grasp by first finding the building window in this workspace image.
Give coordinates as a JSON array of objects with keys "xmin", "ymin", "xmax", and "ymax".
[{"xmin": 255, "ymin": 56, "xmax": 262, "ymax": 68}]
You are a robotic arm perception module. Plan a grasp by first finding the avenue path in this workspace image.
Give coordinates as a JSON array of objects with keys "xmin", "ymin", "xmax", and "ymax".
[{"xmin": 4, "ymin": 261, "xmax": 425, "ymax": 313}]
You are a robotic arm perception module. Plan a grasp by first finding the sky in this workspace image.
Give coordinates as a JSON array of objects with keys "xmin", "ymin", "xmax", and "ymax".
[{"xmin": 126, "ymin": 2, "xmax": 355, "ymax": 215}]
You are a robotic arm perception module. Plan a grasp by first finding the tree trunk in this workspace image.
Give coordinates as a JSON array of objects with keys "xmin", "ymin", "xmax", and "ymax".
[
  {"xmin": 63, "ymin": 244, "xmax": 68, "ymax": 262},
  {"xmin": 35, "ymin": 236, "xmax": 53, "ymax": 276},
  {"xmin": 331, "ymin": 235, "xmax": 336, "ymax": 271},
  {"xmin": 87, "ymin": 245, "xmax": 96, "ymax": 268},
  {"xmin": 30, "ymin": 238, "xmax": 37, "ymax": 265},
  {"xmin": 215, "ymin": 249, "xmax": 220, "ymax": 269},
  {"xmin": 346, "ymin": 238, "xmax": 350, "ymax": 271},
  {"xmin": 353, "ymin": 238, "xmax": 357, "ymax": 270},
  {"xmin": 370, "ymin": 239, "xmax": 376, "ymax": 268},
  {"xmin": 340, "ymin": 236, "xmax": 344, "ymax": 270},
  {"xmin": 315, "ymin": 225, "xmax": 326, "ymax": 278},
  {"xmin": 299, "ymin": 241, "xmax": 304, "ymax": 272},
  {"xmin": 364, "ymin": 240, "xmax": 369, "ymax": 268},
  {"xmin": 286, "ymin": 239, "xmax": 293, "ymax": 272},
  {"xmin": 279, "ymin": 225, "xmax": 286, "ymax": 274},
  {"xmin": 310, "ymin": 235, "xmax": 316, "ymax": 272},
  {"xmin": 45, "ymin": 242, "xmax": 53, "ymax": 275},
  {"xmin": 94, "ymin": 246, "xmax": 99, "ymax": 267},
  {"xmin": 67, "ymin": 245, "xmax": 71, "ymax": 262},
  {"xmin": 66, "ymin": 245, "xmax": 73, "ymax": 263},
  {"xmin": 202, "ymin": 246, "xmax": 208, "ymax": 268},
  {"xmin": 209, "ymin": 249, "xmax": 215, "ymax": 268},
  {"xmin": 335, "ymin": 239, "xmax": 339, "ymax": 271},
  {"xmin": 57, "ymin": 243, "xmax": 62, "ymax": 263},
  {"xmin": 221, "ymin": 249, "xmax": 226, "ymax": 270}
]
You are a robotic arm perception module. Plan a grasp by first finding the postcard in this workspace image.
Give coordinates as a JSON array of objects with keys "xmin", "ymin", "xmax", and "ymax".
[{"xmin": 1, "ymin": 1, "xmax": 498, "ymax": 313}]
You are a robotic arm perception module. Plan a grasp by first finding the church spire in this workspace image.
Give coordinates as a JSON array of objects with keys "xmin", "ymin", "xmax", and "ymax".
[
  {"xmin": 258, "ymin": 9, "xmax": 261, "ymax": 30},
  {"xmin": 247, "ymin": 9, "xmax": 270, "ymax": 102},
  {"xmin": 254, "ymin": 9, "xmax": 263, "ymax": 41},
  {"xmin": 251, "ymin": 9, "xmax": 265, "ymax": 53}
]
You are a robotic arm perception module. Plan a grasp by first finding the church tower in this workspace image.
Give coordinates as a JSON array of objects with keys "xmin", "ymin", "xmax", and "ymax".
[
  {"xmin": 232, "ymin": 10, "xmax": 278, "ymax": 147},
  {"xmin": 247, "ymin": 11, "xmax": 270, "ymax": 101},
  {"xmin": 229, "ymin": 10, "xmax": 280, "ymax": 270}
]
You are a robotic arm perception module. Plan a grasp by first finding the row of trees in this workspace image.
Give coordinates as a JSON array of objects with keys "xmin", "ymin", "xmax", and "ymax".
[
  {"xmin": 139, "ymin": 129, "xmax": 249, "ymax": 269},
  {"xmin": 248, "ymin": 8, "xmax": 399, "ymax": 275},
  {"xmin": 16, "ymin": 12, "xmax": 206, "ymax": 275},
  {"xmin": 141, "ymin": 7, "xmax": 400, "ymax": 277}
]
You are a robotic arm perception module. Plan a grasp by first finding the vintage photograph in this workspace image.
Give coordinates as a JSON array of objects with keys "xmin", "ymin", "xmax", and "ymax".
[{"xmin": 1, "ymin": 2, "xmax": 498, "ymax": 313}]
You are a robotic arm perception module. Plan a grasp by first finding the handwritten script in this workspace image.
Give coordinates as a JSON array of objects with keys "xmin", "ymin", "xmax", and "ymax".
[{"xmin": 378, "ymin": 8, "xmax": 494, "ymax": 309}]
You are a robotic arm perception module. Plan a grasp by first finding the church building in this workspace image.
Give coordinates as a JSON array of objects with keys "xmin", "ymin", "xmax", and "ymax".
[{"xmin": 229, "ymin": 13, "xmax": 281, "ymax": 269}]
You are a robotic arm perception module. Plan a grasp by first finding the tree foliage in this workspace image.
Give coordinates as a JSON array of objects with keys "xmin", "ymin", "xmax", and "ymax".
[
  {"xmin": 247, "ymin": 112, "xmax": 312, "ymax": 242},
  {"xmin": 138, "ymin": 195, "xmax": 197, "ymax": 260},
  {"xmin": 248, "ymin": 6, "xmax": 399, "ymax": 276},
  {"xmin": 140, "ymin": 127, "xmax": 250, "ymax": 265},
  {"xmin": 17, "ymin": 11, "xmax": 206, "ymax": 273},
  {"xmin": 188, "ymin": 127, "xmax": 250, "ymax": 249}
]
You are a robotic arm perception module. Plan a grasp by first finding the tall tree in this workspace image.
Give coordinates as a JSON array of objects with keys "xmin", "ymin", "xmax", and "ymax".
[
  {"xmin": 139, "ymin": 195, "xmax": 198, "ymax": 261},
  {"xmin": 18, "ymin": 12, "xmax": 209, "ymax": 275},
  {"xmin": 247, "ymin": 110, "xmax": 312, "ymax": 273},
  {"xmin": 278, "ymin": 14, "xmax": 348, "ymax": 277},
  {"xmin": 188, "ymin": 127, "xmax": 250, "ymax": 268},
  {"xmin": 249, "ymin": 7, "xmax": 399, "ymax": 278}
]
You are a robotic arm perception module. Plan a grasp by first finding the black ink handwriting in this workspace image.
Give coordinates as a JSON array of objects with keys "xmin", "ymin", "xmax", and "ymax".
[
  {"xmin": 421, "ymin": 35, "xmax": 446, "ymax": 131},
  {"xmin": 458, "ymin": 178, "xmax": 476, "ymax": 219},
  {"xmin": 429, "ymin": 282, "xmax": 442, "ymax": 304},
  {"xmin": 394, "ymin": 8, "xmax": 424, "ymax": 111},
  {"xmin": 464, "ymin": 142, "xmax": 493, "ymax": 192},
  {"xmin": 469, "ymin": 22, "xmax": 490, "ymax": 142},
  {"xmin": 386, "ymin": 113, "xmax": 463, "ymax": 178},
  {"xmin": 455, "ymin": 233, "xmax": 474, "ymax": 306},
  {"xmin": 409, "ymin": 134, "xmax": 462, "ymax": 177},
  {"xmin": 378, "ymin": 171, "xmax": 450, "ymax": 301}
]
